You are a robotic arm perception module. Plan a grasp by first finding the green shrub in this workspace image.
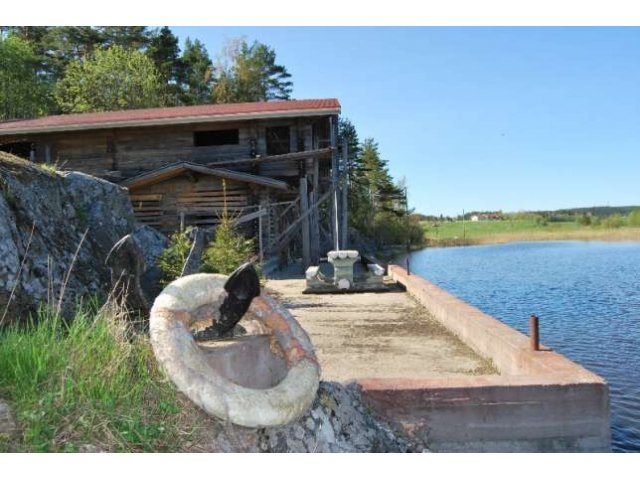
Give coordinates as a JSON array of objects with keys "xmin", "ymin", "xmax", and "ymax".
[
  {"xmin": 201, "ymin": 215, "xmax": 254, "ymax": 275},
  {"xmin": 369, "ymin": 211, "xmax": 425, "ymax": 249},
  {"xmin": 156, "ymin": 230, "xmax": 192, "ymax": 286},
  {"xmin": 534, "ymin": 214, "xmax": 548, "ymax": 226},
  {"xmin": 603, "ymin": 214, "xmax": 624, "ymax": 229},
  {"xmin": 577, "ymin": 213, "xmax": 592, "ymax": 226},
  {"xmin": 628, "ymin": 210, "xmax": 640, "ymax": 227},
  {"xmin": 38, "ymin": 163, "xmax": 58, "ymax": 175}
]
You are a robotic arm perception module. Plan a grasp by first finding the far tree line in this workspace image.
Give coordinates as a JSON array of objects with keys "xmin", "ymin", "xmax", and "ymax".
[
  {"xmin": 0, "ymin": 26, "xmax": 293, "ymax": 118},
  {"xmin": 416, "ymin": 207, "xmax": 640, "ymax": 229}
]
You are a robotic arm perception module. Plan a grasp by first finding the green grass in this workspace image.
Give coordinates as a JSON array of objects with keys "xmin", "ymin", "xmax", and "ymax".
[
  {"xmin": 37, "ymin": 163, "xmax": 58, "ymax": 175},
  {"xmin": 422, "ymin": 219, "xmax": 640, "ymax": 246},
  {"xmin": 0, "ymin": 302, "xmax": 192, "ymax": 452}
]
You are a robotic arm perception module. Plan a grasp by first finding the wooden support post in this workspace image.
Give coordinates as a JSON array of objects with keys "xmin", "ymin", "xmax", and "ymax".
[
  {"xmin": 334, "ymin": 188, "xmax": 340, "ymax": 251},
  {"xmin": 340, "ymin": 141, "xmax": 349, "ymax": 250},
  {"xmin": 310, "ymin": 158, "xmax": 320, "ymax": 263},
  {"xmin": 300, "ymin": 176, "xmax": 311, "ymax": 268},
  {"xmin": 330, "ymin": 115, "xmax": 339, "ymax": 251},
  {"xmin": 258, "ymin": 211, "xmax": 264, "ymax": 264},
  {"xmin": 270, "ymin": 189, "xmax": 333, "ymax": 255}
]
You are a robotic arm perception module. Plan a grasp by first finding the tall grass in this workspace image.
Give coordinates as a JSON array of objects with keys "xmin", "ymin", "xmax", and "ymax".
[
  {"xmin": 0, "ymin": 300, "xmax": 190, "ymax": 452},
  {"xmin": 423, "ymin": 219, "xmax": 640, "ymax": 247}
]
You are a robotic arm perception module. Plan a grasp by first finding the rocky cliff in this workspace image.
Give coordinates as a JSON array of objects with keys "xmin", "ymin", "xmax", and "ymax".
[{"xmin": 0, "ymin": 152, "xmax": 164, "ymax": 322}]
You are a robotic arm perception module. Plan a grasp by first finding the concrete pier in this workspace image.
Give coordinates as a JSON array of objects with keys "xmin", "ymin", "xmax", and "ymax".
[
  {"xmin": 267, "ymin": 266, "xmax": 611, "ymax": 452},
  {"xmin": 358, "ymin": 265, "xmax": 611, "ymax": 452}
]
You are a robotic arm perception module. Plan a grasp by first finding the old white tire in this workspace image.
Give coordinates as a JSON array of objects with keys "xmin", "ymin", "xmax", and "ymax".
[{"xmin": 149, "ymin": 273, "xmax": 320, "ymax": 428}]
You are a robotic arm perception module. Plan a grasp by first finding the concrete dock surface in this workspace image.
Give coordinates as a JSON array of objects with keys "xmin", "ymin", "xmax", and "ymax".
[{"xmin": 266, "ymin": 277, "xmax": 497, "ymax": 382}]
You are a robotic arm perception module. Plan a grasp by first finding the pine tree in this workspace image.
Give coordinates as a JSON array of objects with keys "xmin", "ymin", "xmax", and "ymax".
[
  {"xmin": 359, "ymin": 138, "xmax": 402, "ymax": 214},
  {"xmin": 212, "ymin": 38, "xmax": 293, "ymax": 103},
  {"xmin": 201, "ymin": 215, "xmax": 254, "ymax": 275},
  {"xmin": 178, "ymin": 38, "xmax": 213, "ymax": 105},
  {"xmin": 338, "ymin": 119, "xmax": 367, "ymax": 230},
  {"xmin": 156, "ymin": 230, "xmax": 192, "ymax": 286},
  {"xmin": 200, "ymin": 179, "xmax": 255, "ymax": 275},
  {"xmin": 147, "ymin": 27, "xmax": 182, "ymax": 104},
  {"xmin": 100, "ymin": 26, "xmax": 150, "ymax": 51}
]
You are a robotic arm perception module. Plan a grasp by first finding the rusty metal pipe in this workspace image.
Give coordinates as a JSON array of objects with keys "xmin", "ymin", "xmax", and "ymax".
[{"xmin": 529, "ymin": 314, "xmax": 540, "ymax": 351}]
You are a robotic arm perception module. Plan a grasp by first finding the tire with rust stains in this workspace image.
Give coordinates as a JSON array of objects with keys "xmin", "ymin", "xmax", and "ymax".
[{"xmin": 149, "ymin": 273, "xmax": 320, "ymax": 428}]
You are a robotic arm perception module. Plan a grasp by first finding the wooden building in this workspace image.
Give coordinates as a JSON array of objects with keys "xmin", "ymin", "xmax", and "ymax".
[{"xmin": 0, "ymin": 99, "xmax": 347, "ymax": 269}]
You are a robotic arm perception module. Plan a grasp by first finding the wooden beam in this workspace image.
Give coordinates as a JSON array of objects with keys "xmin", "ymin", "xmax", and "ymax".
[
  {"xmin": 310, "ymin": 157, "xmax": 320, "ymax": 262},
  {"xmin": 258, "ymin": 212, "xmax": 264, "ymax": 263},
  {"xmin": 277, "ymin": 197, "xmax": 300, "ymax": 220},
  {"xmin": 231, "ymin": 208, "xmax": 267, "ymax": 227},
  {"xmin": 300, "ymin": 176, "xmax": 311, "ymax": 268},
  {"xmin": 330, "ymin": 115, "xmax": 339, "ymax": 250},
  {"xmin": 269, "ymin": 188, "xmax": 334, "ymax": 254},
  {"xmin": 205, "ymin": 147, "xmax": 333, "ymax": 168},
  {"xmin": 341, "ymin": 141, "xmax": 349, "ymax": 250},
  {"xmin": 130, "ymin": 194, "xmax": 163, "ymax": 201},
  {"xmin": 122, "ymin": 162, "xmax": 290, "ymax": 191}
]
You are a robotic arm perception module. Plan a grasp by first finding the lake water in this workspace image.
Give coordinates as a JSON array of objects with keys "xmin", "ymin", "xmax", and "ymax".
[{"xmin": 407, "ymin": 241, "xmax": 640, "ymax": 453}]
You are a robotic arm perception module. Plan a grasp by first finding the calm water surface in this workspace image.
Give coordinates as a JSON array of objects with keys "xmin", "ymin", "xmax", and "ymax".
[{"xmin": 408, "ymin": 241, "xmax": 640, "ymax": 453}]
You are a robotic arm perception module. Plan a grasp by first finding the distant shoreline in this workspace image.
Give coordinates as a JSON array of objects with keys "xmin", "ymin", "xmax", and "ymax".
[{"xmin": 422, "ymin": 227, "xmax": 640, "ymax": 248}]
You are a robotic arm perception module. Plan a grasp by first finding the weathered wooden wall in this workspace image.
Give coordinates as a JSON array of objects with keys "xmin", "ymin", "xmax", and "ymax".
[
  {"xmin": 18, "ymin": 116, "xmax": 331, "ymax": 182},
  {"xmin": 130, "ymin": 173, "xmax": 260, "ymax": 233}
]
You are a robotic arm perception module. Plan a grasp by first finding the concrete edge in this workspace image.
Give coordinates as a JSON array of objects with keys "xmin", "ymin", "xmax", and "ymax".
[
  {"xmin": 388, "ymin": 264, "xmax": 607, "ymax": 383},
  {"xmin": 353, "ymin": 264, "xmax": 611, "ymax": 452}
]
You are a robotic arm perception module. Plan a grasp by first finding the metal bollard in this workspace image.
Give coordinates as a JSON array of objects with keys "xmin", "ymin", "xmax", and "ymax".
[{"xmin": 529, "ymin": 314, "xmax": 539, "ymax": 351}]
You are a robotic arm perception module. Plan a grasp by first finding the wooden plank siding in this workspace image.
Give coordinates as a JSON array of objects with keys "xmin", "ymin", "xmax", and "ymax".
[
  {"xmin": 129, "ymin": 174, "xmax": 259, "ymax": 233},
  {"xmin": 20, "ymin": 117, "xmax": 332, "ymax": 181}
]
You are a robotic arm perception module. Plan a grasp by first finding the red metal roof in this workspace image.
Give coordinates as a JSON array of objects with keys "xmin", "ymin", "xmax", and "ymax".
[{"xmin": 0, "ymin": 99, "xmax": 341, "ymax": 136}]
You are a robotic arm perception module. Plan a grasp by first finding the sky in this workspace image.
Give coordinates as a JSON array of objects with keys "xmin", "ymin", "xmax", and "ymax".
[{"xmin": 170, "ymin": 27, "xmax": 640, "ymax": 216}]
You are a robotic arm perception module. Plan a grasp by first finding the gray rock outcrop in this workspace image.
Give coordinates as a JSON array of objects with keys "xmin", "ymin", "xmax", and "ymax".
[
  {"xmin": 258, "ymin": 382, "xmax": 424, "ymax": 452},
  {"xmin": 0, "ymin": 153, "xmax": 165, "ymax": 322},
  {"xmin": 105, "ymin": 234, "xmax": 150, "ymax": 313},
  {"xmin": 194, "ymin": 382, "xmax": 425, "ymax": 453}
]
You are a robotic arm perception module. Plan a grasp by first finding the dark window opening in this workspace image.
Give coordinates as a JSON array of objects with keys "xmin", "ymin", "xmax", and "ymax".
[
  {"xmin": 194, "ymin": 129, "xmax": 239, "ymax": 147},
  {"xmin": 266, "ymin": 126, "xmax": 291, "ymax": 156},
  {"xmin": 314, "ymin": 120, "xmax": 331, "ymax": 149},
  {"xmin": 0, "ymin": 141, "xmax": 32, "ymax": 159}
]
